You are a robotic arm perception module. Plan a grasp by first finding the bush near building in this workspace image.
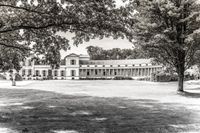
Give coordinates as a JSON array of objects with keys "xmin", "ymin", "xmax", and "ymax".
[
  {"xmin": 0, "ymin": 73, "xmax": 6, "ymax": 80},
  {"xmin": 151, "ymin": 72, "xmax": 171, "ymax": 82},
  {"xmin": 113, "ymin": 76, "xmax": 133, "ymax": 80},
  {"xmin": 10, "ymin": 73, "xmax": 23, "ymax": 81},
  {"xmin": 80, "ymin": 77, "xmax": 112, "ymax": 80},
  {"xmin": 151, "ymin": 72, "xmax": 196, "ymax": 82}
]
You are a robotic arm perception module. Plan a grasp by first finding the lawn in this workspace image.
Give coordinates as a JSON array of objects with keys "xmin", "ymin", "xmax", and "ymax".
[{"xmin": 0, "ymin": 80, "xmax": 200, "ymax": 133}]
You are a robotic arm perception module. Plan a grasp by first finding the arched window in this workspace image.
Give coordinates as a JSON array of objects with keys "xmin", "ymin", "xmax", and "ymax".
[{"xmin": 70, "ymin": 60, "xmax": 76, "ymax": 65}]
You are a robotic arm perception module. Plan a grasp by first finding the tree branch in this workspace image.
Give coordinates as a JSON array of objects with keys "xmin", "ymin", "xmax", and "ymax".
[
  {"xmin": 0, "ymin": 4, "xmax": 47, "ymax": 15},
  {"xmin": 0, "ymin": 43, "xmax": 30, "ymax": 51}
]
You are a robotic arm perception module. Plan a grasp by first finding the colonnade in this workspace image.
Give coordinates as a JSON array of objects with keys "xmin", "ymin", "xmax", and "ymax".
[
  {"xmin": 79, "ymin": 67, "xmax": 162, "ymax": 77},
  {"xmin": 20, "ymin": 69, "xmax": 66, "ymax": 77},
  {"xmin": 20, "ymin": 67, "xmax": 163, "ymax": 79}
]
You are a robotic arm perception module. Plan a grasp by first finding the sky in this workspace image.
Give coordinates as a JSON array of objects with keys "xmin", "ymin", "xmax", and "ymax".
[
  {"xmin": 60, "ymin": 0, "xmax": 133, "ymax": 58},
  {"xmin": 61, "ymin": 37, "xmax": 133, "ymax": 58}
]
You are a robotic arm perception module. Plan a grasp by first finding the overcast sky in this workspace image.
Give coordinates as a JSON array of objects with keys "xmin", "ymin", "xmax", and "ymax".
[{"xmin": 61, "ymin": 0, "xmax": 133, "ymax": 58}]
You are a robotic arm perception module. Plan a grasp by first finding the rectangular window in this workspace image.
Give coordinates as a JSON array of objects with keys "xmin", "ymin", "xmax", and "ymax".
[
  {"xmin": 28, "ymin": 69, "xmax": 32, "ymax": 75},
  {"xmin": 43, "ymin": 70, "xmax": 46, "ymax": 76},
  {"xmin": 95, "ymin": 70, "xmax": 98, "ymax": 75},
  {"xmin": 54, "ymin": 70, "xmax": 58, "ymax": 76},
  {"xmin": 28, "ymin": 60, "xmax": 32, "ymax": 66},
  {"xmin": 87, "ymin": 71, "xmax": 89, "ymax": 76},
  {"xmin": 71, "ymin": 70, "xmax": 75, "ymax": 76},
  {"xmin": 61, "ymin": 70, "xmax": 65, "ymax": 76},
  {"xmin": 103, "ymin": 71, "xmax": 106, "ymax": 76},
  {"xmin": 70, "ymin": 60, "xmax": 76, "ymax": 65},
  {"xmin": 23, "ymin": 61, "xmax": 26, "ymax": 66},
  {"xmin": 36, "ymin": 70, "xmax": 39, "ymax": 76},
  {"xmin": 22, "ymin": 69, "xmax": 26, "ymax": 76},
  {"xmin": 48, "ymin": 70, "xmax": 52, "ymax": 76}
]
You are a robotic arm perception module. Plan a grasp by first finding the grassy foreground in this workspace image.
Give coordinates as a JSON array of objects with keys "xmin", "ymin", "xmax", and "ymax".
[{"xmin": 0, "ymin": 88, "xmax": 200, "ymax": 133}]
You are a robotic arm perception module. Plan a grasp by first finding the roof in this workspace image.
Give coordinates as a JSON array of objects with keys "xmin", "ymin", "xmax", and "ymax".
[
  {"xmin": 79, "ymin": 54, "xmax": 90, "ymax": 58},
  {"xmin": 65, "ymin": 53, "xmax": 79, "ymax": 58},
  {"xmin": 79, "ymin": 59, "xmax": 152, "ymax": 65}
]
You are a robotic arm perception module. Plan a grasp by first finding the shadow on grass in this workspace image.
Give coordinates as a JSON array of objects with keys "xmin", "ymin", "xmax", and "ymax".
[
  {"xmin": 0, "ymin": 88, "xmax": 199, "ymax": 133},
  {"xmin": 178, "ymin": 90, "xmax": 200, "ymax": 98}
]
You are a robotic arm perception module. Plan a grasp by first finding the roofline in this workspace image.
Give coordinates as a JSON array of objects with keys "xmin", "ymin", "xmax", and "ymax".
[{"xmin": 64, "ymin": 53, "xmax": 80, "ymax": 58}]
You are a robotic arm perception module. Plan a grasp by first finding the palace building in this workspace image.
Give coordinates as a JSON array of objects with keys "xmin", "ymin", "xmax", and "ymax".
[{"xmin": 18, "ymin": 53, "xmax": 163, "ymax": 80}]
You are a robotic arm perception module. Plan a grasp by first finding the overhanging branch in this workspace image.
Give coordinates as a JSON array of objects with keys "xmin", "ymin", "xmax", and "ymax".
[{"xmin": 0, "ymin": 43, "xmax": 31, "ymax": 51}]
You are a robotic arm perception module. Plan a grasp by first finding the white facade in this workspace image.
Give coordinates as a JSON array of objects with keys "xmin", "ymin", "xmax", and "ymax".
[{"xmin": 18, "ymin": 53, "xmax": 163, "ymax": 80}]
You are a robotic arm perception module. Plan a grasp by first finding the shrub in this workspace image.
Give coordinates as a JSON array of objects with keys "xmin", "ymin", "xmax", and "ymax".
[
  {"xmin": 0, "ymin": 74, "xmax": 6, "ymax": 80},
  {"xmin": 152, "ymin": 72, "xmax": 178, "ymax": 82},
  {"xmin": 47, "ymin": 75, "xmax": 53, "ymax": 80},
  {"xmin": 10, "ymin": 74, "xmax": 23, "ymax": 81},
  {"xmin": 113, "ymin": 76, "xmax": 133, "ymax": 80},
  {"xmin": 15, "ymin": 74, "xmax": 23, "ymax": 81}
]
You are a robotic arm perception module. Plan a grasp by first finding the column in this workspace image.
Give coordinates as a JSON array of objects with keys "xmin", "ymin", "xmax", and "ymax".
[
  {"xmin": 144, "ymin": 68, "xmax": 147, "ymax": 76},
  {"xmin": 136, "ymin": 68, "xmax": 138, "ymax": 76},
  {"xmin": 131, "ymin": 69, "xmax": 133, "ymax": 77},
  {"xmin": 138, "ymin": 68, "xmax": 140, "ymax": 76}
]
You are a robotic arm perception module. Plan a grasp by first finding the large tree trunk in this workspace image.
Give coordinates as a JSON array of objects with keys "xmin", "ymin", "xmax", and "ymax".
[
  {"xmin": 12, "ymin": 79, "xmax": 16, "ymax": 86},
  {"xmin": 178, "ymin": 71, "xmax": 184, "ymax": 92},
  {"xmin": 177, "ymin": 64, "xmax": 185, "ymax": 92},
  {"xmin": 12, "ymin": 73, "xmax": 16, "ymax": 86}
]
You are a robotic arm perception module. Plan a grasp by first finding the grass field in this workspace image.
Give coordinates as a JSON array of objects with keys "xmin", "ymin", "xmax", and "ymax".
[{"xmin": 0, "ymin": 80, "xmax": 200, "ymax": 133}]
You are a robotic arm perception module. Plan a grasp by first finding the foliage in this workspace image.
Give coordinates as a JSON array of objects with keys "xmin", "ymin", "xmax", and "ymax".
[
  {"xmin": 9, "ymin": 73, "xmax": 23, "ymax": 81},
  {"xmin": 86, "ymin": 46, "xmax": 147, "ymax": 60},
  {"xmin": 113, "ymin": 76, "xmax": 133, "ymax": 80},
  {"xmin": 0, "ymin": 73, "xmax": 6, "ymax": 80},
  {"xmin": 0, "ymin": 46, "xmax": 27, "ymax": 71},
  {"xmin": 0, "ymin": 0, "xmax": 134, "ymax": 70},
  {"xmin": 131, "ymin": 0, "xmax": 200, "ymax": 91}
]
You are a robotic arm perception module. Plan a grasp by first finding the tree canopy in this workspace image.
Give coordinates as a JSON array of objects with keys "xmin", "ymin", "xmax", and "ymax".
[
  {"xmin": 0, "ymin": 0, "xmax": 134, "ymax": 69},
  {"xmin": 131, "ymin": 0, "xmax": 200, "ymax": 91},
  {"xmin": 86, "ymin": 45, "xmax": 147, "ymax": 60}
]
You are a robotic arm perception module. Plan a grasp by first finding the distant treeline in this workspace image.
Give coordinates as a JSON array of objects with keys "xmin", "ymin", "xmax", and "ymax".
[{"xmin": 86, "ymin": 46, "xmax": 148, "ymax": 60}]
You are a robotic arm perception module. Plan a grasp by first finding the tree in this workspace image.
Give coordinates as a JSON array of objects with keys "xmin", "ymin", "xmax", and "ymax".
[
  {"xmin": 0, "ymin": 0, "xmax": 133, "ymax": 84},
  {"xmin": 131, "ymin": 0, "xmax": 200, "ymax": 92},
  {"xmin": 0, "ymin": 45, "xmax": 27, "ymax": 85},
  {"xmin": 86, "ymin": 46, "xmax": 104, "ymax": 60},
  {"xmin": 86, "ymin": 45, "xmax": 147, "ymax": 60}
]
